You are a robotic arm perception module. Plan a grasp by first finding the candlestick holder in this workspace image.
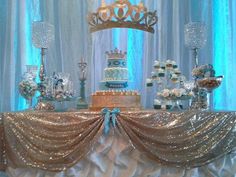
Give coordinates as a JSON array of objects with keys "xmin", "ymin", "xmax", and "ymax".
[
  {"xmin": 77, "ymin": 58, "xmax": 88, "ymax": 109},
  {"xmin": 32, "ymin": 21, "xmax": 55, "ymax": 111}
]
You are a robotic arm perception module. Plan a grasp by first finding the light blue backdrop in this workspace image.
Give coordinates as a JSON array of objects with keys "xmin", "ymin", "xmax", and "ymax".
[
  {"xmin": 0, "ymin": 0, "xmax": 235, "ymax": 112},
  {"xmin": 213, "ymin": 0, "xmax": 236, "ymax": 110}
]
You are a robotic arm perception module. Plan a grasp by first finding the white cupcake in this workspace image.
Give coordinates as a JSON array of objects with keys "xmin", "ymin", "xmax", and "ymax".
[
  {"xmin": 171, "ymin": 74, "xmax": 179, "ymax": 83},
  {"xmin": 166, "ymin": 60, "xmax": 173, "ymax": 69},
  {"xmin": 158, "ymin": 69, "xmax": 165, "ymax": 77},
  {"xmin": 154, "ymin": 99, "xmax": 162, "ymax": 109},
  {"xmin": 174, "ymin": 68, "xmax": 181, "ymax": 76},
  {"xmin": 172, "ymin": 61, "xmax": 178, "ymax": 68},
  {"xmin": 151, "ymin": 71, "xmax": 158, "ymax": 79},
  {"xmin": 166, "ymin": 101, "xmax": 173, "ymax": 110},
  {"xmin": 154, "ymin": 99, "xmax": 161, "ymax": 105},
  {"xmin": 154, "ymin": 60, "xmax": 161, "ymax": 69},
  {"xmin": 146, "ymin": 78, "xmax": 153, "ymax": 87},
  {"xmin": 160, "ymin": 62, "xmax": 166, "ymax": 70}
]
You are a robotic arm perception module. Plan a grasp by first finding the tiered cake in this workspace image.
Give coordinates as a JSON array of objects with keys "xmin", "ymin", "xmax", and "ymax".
[
  {"xmin": 102, "ymin": 48, "xmax": 128, "ymax": 88},
  {"xmin": 89, "ymin": 48, "xmax": 141, "ymax": 111}
]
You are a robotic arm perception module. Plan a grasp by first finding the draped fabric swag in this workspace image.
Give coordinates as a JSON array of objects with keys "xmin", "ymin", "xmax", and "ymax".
[{"xmin": 0, "ymin": 111, "xmax": 235, "ymax": 173}]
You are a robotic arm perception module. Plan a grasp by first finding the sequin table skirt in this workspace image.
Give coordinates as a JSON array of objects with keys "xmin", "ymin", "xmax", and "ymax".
[{"xmin": 0, "ymin": 110, "xmax": 235, "ymax": 173}]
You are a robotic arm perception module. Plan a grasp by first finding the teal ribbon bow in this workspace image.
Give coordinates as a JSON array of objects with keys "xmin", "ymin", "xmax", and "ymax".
[
  {"xmin": 111, "ymin": 108, "xmax": 120, "ymax": 128},
  {"xmin": 102, "ymin": 108, "xmax": 120, "ymax": 135}
]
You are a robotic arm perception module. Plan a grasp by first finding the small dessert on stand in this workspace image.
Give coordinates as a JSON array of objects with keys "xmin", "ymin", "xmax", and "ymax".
[
  {"xmin": 146, "ymin": 60, "xmax": 193, "ymax": 110},
  {"xmin": 89, "ymin": 48, "xmax": 141, "ymax": 111}
]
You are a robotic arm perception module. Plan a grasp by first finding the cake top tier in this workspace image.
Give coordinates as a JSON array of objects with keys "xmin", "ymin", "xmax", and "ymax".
[{"xmin": 106, "ymin": 48, "xmax": 127, "ymax": 59}]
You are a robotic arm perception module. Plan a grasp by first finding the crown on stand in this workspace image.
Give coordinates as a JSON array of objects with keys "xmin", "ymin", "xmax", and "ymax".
[
  {"xmin": 106, "ymin": 48, "xmax": 127, "ymax": 59},
  {"xmin": 87, "ymin": 0, "xmax": 158, "ymax": 33}
]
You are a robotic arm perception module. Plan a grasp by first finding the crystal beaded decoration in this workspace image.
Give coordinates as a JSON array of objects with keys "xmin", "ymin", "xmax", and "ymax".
[
  {"xmin": 184, "ymin": 22, "xmax": 207, "ymax": 49},
  {"xmin": 32, "ymin": 22, "xmax": 55, "ymax": 48}
]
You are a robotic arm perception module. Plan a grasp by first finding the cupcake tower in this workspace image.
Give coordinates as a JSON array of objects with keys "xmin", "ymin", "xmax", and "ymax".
[{"xmin": 146, "ymin": 60, "xmax": 192, "ymax": 110}]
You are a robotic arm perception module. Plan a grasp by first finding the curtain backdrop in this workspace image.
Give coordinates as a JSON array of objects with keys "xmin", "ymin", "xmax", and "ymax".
[
  {"xmin": 0, "ymin": 0, "xmax": 236, "ymax": 177},
  {"xmin": 0, "ymin": 1, "xmax": 235, "ymax": 110},
  {"xmin": 0, "ymin": 0, "xmax": 42, "ymax": 111},
  {"xmin": 0, "ymin": 0, "xmax": 219, "ymax": 112},
  {"xmin": 213, "ymin": 0, "xmax": 236, "ymax": 110}
]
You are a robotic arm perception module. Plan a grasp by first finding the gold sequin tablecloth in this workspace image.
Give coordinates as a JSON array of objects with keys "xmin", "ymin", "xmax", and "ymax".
[{"xmin": 0, "ymin": 110, "xmax": 236, "ymax": 173}]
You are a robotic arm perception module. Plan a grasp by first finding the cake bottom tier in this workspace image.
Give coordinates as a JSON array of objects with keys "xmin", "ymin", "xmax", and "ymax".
[{"xmin": 89, "ymin": 91, "xmax": 141, "ymax": 111}]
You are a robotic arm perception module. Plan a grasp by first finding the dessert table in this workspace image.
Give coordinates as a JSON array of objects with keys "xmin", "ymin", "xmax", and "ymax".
[{"xmin": 0, "ymin": 110, "xmax": 236, "ymax": 177}]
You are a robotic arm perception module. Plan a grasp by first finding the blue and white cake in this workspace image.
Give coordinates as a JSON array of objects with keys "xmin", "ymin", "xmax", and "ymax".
[
  {"xmin": 90, "ymin": 48, "xmax": 141, "ymax": 111},
  {"xmin": 102, "ymin": 48, "xmax": 128, "ymax": 89}
]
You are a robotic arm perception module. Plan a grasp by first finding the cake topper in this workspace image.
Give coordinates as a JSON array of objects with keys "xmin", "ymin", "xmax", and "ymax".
[
  {"xmin": 106, "ymin": 48, "xmax": 127, "ymax": 59},
  {"xmin": 87, "ymin": 0, "xmax": 158, "ymax": 33}
]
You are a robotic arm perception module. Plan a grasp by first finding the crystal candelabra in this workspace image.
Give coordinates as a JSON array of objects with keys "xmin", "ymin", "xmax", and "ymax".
[
  {"xmin": 32, "ymin": 21, "xmax": 55, "ymax": 111},
  {"xmin": 184, "ymin": 22, "xmax": 207, "ymax": 67},
  {"xmin": 184, "ymin": 22, "xmax": 208, "ymax": 109},
  {"xmin": 77, "ymin": 58, "xmax": 88, "ymax": 109}
]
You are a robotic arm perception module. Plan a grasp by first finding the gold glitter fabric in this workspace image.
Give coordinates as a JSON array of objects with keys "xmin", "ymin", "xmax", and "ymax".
[
  {"xmin": 0, "ymin": 110, "xmax": 236, "ymax": 172},
  {"xmin": 117, "ymin": 110, "xmax": 236, "ymax": 168},
  {"xmin": 0, "ymin": 113, "xmax": 7, "ymax": 171},
  {"xmin": 2, "ymin": 111, "xmax": 104, "ymax": 172}
]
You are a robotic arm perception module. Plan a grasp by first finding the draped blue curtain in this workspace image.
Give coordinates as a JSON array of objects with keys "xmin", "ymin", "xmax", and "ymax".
[
  {"xmin": 0, "ymin": 0, "xmax": 90, "ymax": 112},
  {"xmin": 0, "ymin": 0, "xmax": 41, "ymax": 112},
  {"xmin": 0, "ymin": 0, "xmax": 236, "ymax": 112},
  {"xmin": 213, "ymin": 0, "xmax": 236, "ymax": 111}
]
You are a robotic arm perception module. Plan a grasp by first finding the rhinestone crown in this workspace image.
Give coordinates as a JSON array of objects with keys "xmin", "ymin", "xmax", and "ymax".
[{"xmin": 106, "ymin": 48, "xmax": 127, "ymax": 59}]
